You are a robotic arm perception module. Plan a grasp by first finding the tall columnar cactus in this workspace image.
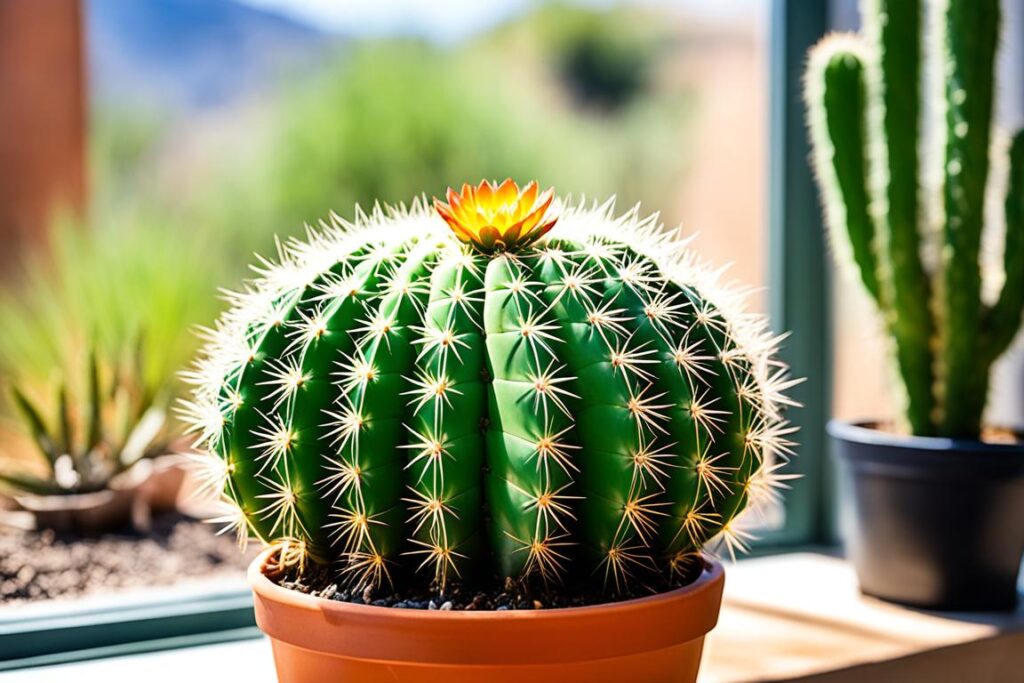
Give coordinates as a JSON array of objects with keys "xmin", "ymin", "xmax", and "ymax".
[
  {"xmin": 182, "ymin": 180, "xmax": 795, "ymax": 594},
  {"xmin": 806, "ymin": 0, "xmax": 1024, "ymax": 438}
]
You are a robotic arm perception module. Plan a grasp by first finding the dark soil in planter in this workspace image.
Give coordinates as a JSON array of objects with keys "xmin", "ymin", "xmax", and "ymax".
[
  {"xmin": 273, "ymin": 556, "xmax": 705, "ymax": 611},
  {"xmin": 866, "ymin": 421, "xmax": 1022, "ymax": 445},
  {"xmin": 0, "ymin": 513, "xmax": 258, "ymax": 604}
]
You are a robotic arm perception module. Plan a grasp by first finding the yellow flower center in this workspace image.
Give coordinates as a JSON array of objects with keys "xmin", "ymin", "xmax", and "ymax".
[{"xmin": 434, "ymin": 179, "xmax": 558, "ymax": 253}]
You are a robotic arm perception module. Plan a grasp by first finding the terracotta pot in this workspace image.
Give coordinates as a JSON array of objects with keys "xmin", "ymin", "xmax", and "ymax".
[{"xmin": 249, "ymin": 549, "xmax": 725, "ymax": 683}]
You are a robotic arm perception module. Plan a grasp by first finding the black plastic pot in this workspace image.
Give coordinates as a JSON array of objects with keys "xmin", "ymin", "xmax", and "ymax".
[{"xmin": 829, "ymin": 420, "xmax": 1024, "ymax": 611}]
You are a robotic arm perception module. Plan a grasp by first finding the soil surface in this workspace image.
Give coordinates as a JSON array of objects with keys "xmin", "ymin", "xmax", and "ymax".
[
  {"xmin": 273, "ymin": 555, "xmax": 706, "ymax": 611},
  {"xmin": 0, "ymin": 513, "xmax": 257, "ymax": 604},
  {"xmin": 865, "ymin": 421, "xmax": 1022, "ymax": 445}
]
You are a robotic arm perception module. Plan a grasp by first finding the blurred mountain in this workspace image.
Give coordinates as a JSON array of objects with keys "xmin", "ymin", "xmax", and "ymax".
[{"xmin": 86, "ymin": 0, "xmax": 336, "ymax": 111}]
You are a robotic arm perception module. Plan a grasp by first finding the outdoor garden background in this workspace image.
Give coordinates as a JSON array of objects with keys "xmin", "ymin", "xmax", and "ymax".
[
  {"xmin": 4, "ymin": 0, "xmax": 1020, "ymax": 608},
  {"xmin": 0, "ymin": 0, "xmax": 783, "ymax": 603}
]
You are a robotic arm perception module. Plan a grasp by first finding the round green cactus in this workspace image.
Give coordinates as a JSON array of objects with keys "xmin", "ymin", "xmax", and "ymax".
[{"xmin": 183, "ymin": 180, "xmax": 796, "ymax": 595}]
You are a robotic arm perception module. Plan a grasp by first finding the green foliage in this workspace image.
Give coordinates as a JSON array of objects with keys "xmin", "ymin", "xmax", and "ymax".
[
  {"xmin": 185, "ymin": 197, "xmax": 794, "ymax": 596},
  {"xmin": 0, "ymin": 209, "xmax": 225, "ymax": 491},
  {"xmin": 1, "ymin": 345, "xmax": 170, "ymax": 496},
  {"xmin": 184, "ymin": 38, "xmax": 689, "ymax": 259},
  {"xmin": 805, "ymin": 0, "xmax": 1023, "ymax": 437},
  {"xmin": 534, "ymin": 4, "xmax": 665, "ymax": 109},
  {"xmin": 90, "ymin": 104, "xmax": 168, "ymax": 194},
  {"xmin": 0, "ymin": 213, "xmax": 223, "ymax": 394},
  {"xmin": 260, "ymin": 43, "xmax": 618, "ymax": 231}
]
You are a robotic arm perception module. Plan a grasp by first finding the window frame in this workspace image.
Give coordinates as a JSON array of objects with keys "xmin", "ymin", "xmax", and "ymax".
[
  {"xmin": 0, "ymin": 0, "xmax": 837, "ymax": 668},
  {"xmin": 0, "ymin": 584, "xmax": 257, "ymax": 670},
  {"xmin": 757, "ymin": 0, "xmax": 834, "ymax": 549}
]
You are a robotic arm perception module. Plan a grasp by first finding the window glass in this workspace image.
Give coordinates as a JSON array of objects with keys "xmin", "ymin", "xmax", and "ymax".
[{"xmin": 0, "ymin": 0, "xmax": 774, "ymax": 612}]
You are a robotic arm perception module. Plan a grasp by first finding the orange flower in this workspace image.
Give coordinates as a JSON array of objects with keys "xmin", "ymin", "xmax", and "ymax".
[{"xmin": 434, "ymin": 179, "xmax": 557, "ymax": 253}]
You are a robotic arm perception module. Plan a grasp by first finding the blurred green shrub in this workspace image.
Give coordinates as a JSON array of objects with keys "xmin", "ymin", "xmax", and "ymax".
[
  {"xmin": 524, "ymin": 4, "xmax": 667, "ymax": 110},
  {"xmin": 213, "ymin": 41, "xmax": 622, "ymax": 244},
  {"xmin": 0, "ymin": 212, "xmax": 223, "ymax": 405},
  {"xmin": 82, "ymin": 18, "xmax": 692, "ymax": 255},
  {"xmin": 192, "ymin": 38, "xmax": 689, "ymax": 255},
  {"xmin": 1, "ymin": 9, "xmax": 693, "ymax": 473},
  {"xmin": 90, "ymin": 104, "xmax": 168, "ymax": 194}
]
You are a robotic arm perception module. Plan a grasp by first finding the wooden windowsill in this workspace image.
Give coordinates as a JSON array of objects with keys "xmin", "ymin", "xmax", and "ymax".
[
  {"xmin": 699, "ymin": 553, "xmax": 1024, "ymax": 682},
  {"xmin": 2, "ymin": 552, "xmax": 1020, "ymax": 682}
]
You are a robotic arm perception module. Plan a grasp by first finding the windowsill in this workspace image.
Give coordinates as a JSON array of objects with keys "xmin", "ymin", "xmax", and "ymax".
[
  {"xmin": 2, "ymin": 553, "xmax": 1020, "ymax": 681},
  {"xmin": 699, "ymin": 553, "xmax": 1024, "ymax": 682},
  {"xmin": 0, "ymin": 575, "xmax": 254, "ymax": 669}
]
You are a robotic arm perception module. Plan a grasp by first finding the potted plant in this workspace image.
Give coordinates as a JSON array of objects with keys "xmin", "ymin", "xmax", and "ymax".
[
  {"xmin": 0, "ymin": 212, "xmax": 229, "ymax": 535},
  {"xmin": 184, "ymin": 179, "xmax": 796, "ymax": 682},
  {"xmin": 0, "ymin": 344, "xmax": 183, "ymax": 533},
  {"xmin": 806, "ymin": 0, "xmax": 1024, "ymax": 610}
]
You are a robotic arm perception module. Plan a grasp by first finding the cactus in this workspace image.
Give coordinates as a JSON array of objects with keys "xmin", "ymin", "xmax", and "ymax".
[
  {"xmin": 183, "ymin": 180, "xmax": 796, "ymax": 595},
  {"xmin": 806, "ymin": 0, "xmax": 1024, "ymax": 438}
]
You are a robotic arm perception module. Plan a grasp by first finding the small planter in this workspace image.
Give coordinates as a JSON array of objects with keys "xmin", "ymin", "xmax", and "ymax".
[
  {"xmin": 0, "ymin": 455, "xmax": 186, "ymax": 534},
  {"xmin": 249, "ymin": 549, "xmax": 725, "ymax": 683},
  {"xmin": 12, "ymin": 487, "xmax": 131, "ymax": 533},
  {"xmin": 830, "ymin": 420, "xmax": 1024, "ymax": 611}
]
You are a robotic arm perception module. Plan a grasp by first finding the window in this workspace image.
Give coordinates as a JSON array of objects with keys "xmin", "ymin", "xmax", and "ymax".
[{"xmin": 0, "ymin": 0, "xmax": 826, "ymax": 666}]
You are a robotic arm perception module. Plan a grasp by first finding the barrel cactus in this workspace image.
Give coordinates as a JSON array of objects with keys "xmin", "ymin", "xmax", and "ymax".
[
  {"xmin": 182, "ymin": 180, "xmax": 795, "ymax": 596},
  {"xmin": 806, "ymin": 0, "xmax": 1024, "ymax": 438}
]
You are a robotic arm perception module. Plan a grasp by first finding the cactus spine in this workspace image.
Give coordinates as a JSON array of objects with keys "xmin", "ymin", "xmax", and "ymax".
[
  {"xmin": 184, "ymin": 180, "xmax": 795, "ymax": 595},
  {"xmin": 806, "ymin": 0, "xmax": 1024, "ymax": 438}
]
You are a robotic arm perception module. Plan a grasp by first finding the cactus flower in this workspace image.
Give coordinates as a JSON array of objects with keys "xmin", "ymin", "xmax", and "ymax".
[{"xmin": 434, "ymin": 179, "xmax": 557, "ymax": 252}]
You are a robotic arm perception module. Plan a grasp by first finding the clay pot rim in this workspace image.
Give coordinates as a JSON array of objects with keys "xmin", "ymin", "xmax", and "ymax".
[
  {"xmin": 250, "ymin": 548, "xmax": 725, "ymax": 665},
  {"xmin": 249, "ymin": 546, "xmax": 724, "ymax": 622}
]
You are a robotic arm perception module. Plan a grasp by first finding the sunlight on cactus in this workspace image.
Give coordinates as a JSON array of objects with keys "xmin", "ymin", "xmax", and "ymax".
[{"xmin": 181, "ymin": 182, "xmax": 797, "ymax": 595}]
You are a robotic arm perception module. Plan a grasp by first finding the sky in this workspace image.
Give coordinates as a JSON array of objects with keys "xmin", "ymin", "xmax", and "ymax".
[{"xmin": 237, "ymin": 0, "xmax": 760, "ymax": 41}]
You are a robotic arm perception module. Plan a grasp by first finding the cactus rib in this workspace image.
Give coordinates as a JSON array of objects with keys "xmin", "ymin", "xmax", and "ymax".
[
  {"xmin": 940, "ymin": 0, "xmax": 999, "ymax": 437},
  {"xmin": 985, "ymin": 130, "xmax": 1024, "ymax": 360}
]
